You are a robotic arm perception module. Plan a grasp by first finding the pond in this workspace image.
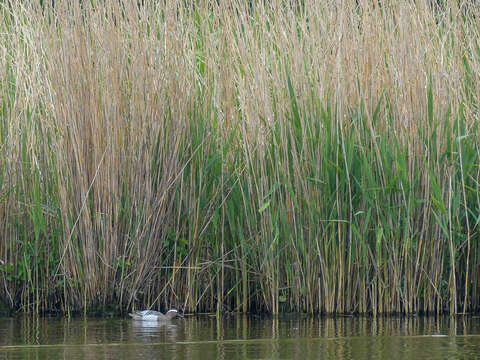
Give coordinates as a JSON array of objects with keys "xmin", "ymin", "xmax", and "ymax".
[{"xmin": 1, "ymin": 315, "xmax": 480, "ymax": 359}]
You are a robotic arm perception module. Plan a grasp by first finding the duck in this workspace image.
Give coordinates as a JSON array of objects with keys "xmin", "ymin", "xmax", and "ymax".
[{"xmin": 128, "ymin": 308, "xmax": 184, "ymax": 321}]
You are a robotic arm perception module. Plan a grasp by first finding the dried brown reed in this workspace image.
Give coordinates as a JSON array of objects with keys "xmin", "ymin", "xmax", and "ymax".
[{"xmin": 0, "ymin": 0, "xmax": 479, "ymax": 315}]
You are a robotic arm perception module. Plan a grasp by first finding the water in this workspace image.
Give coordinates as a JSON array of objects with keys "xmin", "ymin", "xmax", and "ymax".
[{"xmin": 1, "ymin": 315, "xmax": 480, "ymax": 359}]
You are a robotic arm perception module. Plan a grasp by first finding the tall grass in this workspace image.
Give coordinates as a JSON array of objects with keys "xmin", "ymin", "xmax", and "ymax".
[{"xmin": 0, "ymin": 0, "xmax": 479, "ymax": 315}]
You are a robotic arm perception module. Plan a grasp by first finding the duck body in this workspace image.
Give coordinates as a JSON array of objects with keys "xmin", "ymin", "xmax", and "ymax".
[{"xmin": 129, "ymin": 309, "xmax": 183, "ymax": 321}]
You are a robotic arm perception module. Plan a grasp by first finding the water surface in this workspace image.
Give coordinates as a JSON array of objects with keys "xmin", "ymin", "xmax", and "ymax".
[{"xmin": 1, "ymin": 315, "xmax": 480, "ymax": 359}]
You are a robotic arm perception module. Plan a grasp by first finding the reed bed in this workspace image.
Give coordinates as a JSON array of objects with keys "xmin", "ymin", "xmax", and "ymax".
[{"xmin": 0, "ymin": 0, "xmax": 479, "ymax": 315}]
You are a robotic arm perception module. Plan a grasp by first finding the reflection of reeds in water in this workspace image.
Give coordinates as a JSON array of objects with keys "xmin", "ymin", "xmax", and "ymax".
[
  {"xmin": 1, "ymin": 316, "xmax": 477, "ymax": 359},
  {"xmin": 0, "ymin": 0, "xmax": 479, "ymax": 315}
]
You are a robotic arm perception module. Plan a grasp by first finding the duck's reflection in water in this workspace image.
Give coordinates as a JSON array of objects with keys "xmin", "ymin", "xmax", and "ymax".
[{"xmin": 128, "ymin": 319, "xmax": 182, "ymax": 343}]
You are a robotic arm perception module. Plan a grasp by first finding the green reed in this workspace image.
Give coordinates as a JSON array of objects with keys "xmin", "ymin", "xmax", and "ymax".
[{"xmin": 0, "ymin": 0, "xmax": 479, "ymax": 315}]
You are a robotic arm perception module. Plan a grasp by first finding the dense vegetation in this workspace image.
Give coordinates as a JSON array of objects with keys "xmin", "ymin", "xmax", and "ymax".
[{"xmin": 0, "ymin": 0, "xmax": 479, "ymax": 316}]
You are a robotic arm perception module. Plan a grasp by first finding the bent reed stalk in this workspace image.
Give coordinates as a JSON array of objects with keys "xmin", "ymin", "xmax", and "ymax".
[{"xmin": 0, "ymin": 0, "xmax": 479, "ymax": 315}]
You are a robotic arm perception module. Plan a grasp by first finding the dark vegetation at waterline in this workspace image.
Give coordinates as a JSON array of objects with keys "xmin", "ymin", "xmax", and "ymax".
[{"xmin": 0, "ymin": 0, "xmax": 479, "ymax": 316}]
